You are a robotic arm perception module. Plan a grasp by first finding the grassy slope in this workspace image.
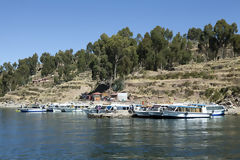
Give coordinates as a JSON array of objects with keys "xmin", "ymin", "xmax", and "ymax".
[
  {"xmin": 124, "ymin": 57, "xmax": 240, "ymax": 104},
  {"xmin": 1, "ymin": 71, "xmax": 96, "ymax": 104}
]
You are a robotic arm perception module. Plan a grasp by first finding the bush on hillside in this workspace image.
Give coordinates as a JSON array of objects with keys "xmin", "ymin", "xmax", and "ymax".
[{"xmin": 112, "ymin": 78, "xmax": 125, "ymax": 92}]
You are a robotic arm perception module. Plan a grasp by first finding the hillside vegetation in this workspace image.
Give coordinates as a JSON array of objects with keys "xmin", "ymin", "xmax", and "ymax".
[
  {"xmin": 1, "ymin": 71, "xmax": 95, "ymax": 104},
  {"xmin": 1, "ymin": 57, "xmax": 240, "ymax": 108},
  {"xmin": 124, "ymin": 57, "xmax": 240, "ymax": 106}
]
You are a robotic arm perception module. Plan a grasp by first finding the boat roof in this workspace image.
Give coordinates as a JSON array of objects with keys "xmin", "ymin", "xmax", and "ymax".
[
  {"xmin": 191, "ymin": 104, "xmax": 224, "ymax": 107},
  {"xmin": 169, "ymin": 105, "xmax": 202, "ymax": 108}
]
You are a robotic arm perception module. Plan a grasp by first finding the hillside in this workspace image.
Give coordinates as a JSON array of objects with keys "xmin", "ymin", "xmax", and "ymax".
[
  {"xmin": 124, "ymin": 57, "xmax": 240, "ymax": 106},
  {"xmin": 1, "ymin": 71, "xmax": 96, "ymax": 104},
  {"xmin": 1, "ymin": 57, "xmax": 240, "ymax": 108}
]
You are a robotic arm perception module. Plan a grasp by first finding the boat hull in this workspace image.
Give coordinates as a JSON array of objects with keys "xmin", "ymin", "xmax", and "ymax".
[
  {"xmin": 20, "ymin": 109, "xmax": 47, "ymax": 112},
  {"xmin": 148, "ymin": 111, "xmax": 163, "ymax": 118},
  {"xmin": 134, "ymin": 111, "xmax": 150, "ymax": 117},
  {"xmin": 208, "ymin": 110, "xmax": 225, "ymax": 116},
  {"xmin": 162, "ymin": 111, "xmax": 211, "ymax": 118},
  {"xmin": 53, "ymin": 109, "xmax": 62, "ymax": 112}
]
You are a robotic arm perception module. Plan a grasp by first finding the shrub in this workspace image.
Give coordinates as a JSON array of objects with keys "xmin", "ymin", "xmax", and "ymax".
[
  {"xmin": 211, "ymin": 65, "xmax": 223, "ymax": 70},
  {"xmin": 204, "ymin": 88, "xmax": 214, "ymax": 98},
  {"xmin": 54, "ymin": 76, "xmax": 61, "ymax": 85},
  {"xmin": 210, "ymin": 91, "xmax": 222, "ymax": 102},
  {"xmin": 182, "ymin": 81, "xmax": 191, "ymax": 87},
  {"xmin": 194, "ymin": 55, "xmax": 205, "ymax": 63},
  {"xmin": 231, "ymin": 86, "xmax": 240, "ymax": 96},
  {"xmin": 112, "ymin": 78, "xmax": 125, "ymax": 92},
  {"xmin": 185, "ymin": 88, "xmax": 194, "ymax": 97}
]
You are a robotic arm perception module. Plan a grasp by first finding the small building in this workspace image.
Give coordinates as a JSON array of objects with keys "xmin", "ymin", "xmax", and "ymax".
[
  {"xmin": 92, "ymin": 92, "xmax": 102, "ymax": 101},
  {"xmin": 117, "ymin": 93, "xmax": 128, "ymax": 101}
]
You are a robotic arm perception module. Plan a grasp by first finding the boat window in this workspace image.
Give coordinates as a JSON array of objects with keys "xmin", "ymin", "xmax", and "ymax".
[
  {"xmin": 191, "ymin": 108, "xmax": 196, "ymax": 112},
  {"xmin": 196, "ymin": 108, "xmax": 200, "ymax": 112},
  {"xmin": 206, "ymin": 106, "xmax": 224, "ymax": 110}
]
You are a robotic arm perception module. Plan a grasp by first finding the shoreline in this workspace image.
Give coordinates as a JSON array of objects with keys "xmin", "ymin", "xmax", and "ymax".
[
  {"xmin": 0, "ymin": 103, "xmax": 21, "ymax": 108},
  {"xmin": 1, "ymin": 102, "xmax": 240, "ymax": 115}
]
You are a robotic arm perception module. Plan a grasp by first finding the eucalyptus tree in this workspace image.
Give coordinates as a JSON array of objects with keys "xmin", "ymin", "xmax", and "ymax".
[
  {"xmin": 170, "ymin": 33, "xmax": 191, "ymax": 66},
  {"xmin": 213, "ymin": 19, "xmax": 238, "ymax": 58},
  {"xmin": 105, "ymin": 34, "xmax": 130, "ymax": 80},
  {"xmin": 187, "ymin": 27, "xmax": 202, "ymax": 41},
  {"xmin": 75, "ymin": 49, "xmax": 87, "ymax": 73},
  {"xmin": 198, "ymin": 24, "xmax": 215, "ymax": 60},
  {"xmin": 232, "ymin": 34, "xmax": 240, "ymax": 56},
  {"xmin": 40, "ymin": 52, "xmax": 56, "ymax": 77},
  {"xmin": 136, "ymin": 33, "xmax": 143, "ymax": 45},
  {"xmin": 137, "ymin": 32, "xmax": 153, "ymax": 68},
  {"xmin": 29, "ymin": 53, "xmax": 38, "ymax": 75},
  {"xmin": 150, "ymin": 26, "xmax": 173, "ymax": 70}
]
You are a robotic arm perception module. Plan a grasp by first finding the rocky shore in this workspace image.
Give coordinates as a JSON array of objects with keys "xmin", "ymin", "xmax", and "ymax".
[
  {"xmin": 0, "ymin": 102, "xmax": 20, "ymax": 108},
  {"xmin": 225, "ymin": 108, "xmax": 240, "ymax": 115}
]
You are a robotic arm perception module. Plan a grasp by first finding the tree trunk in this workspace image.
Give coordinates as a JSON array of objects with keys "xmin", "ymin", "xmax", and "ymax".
[
  {"xmin": 114, "ymin": 54, "xmax": 118, "ymax": 80},
  {"xmin": 222, "ymin": 47, "xmax": 224, "ymax": 59},
  {"xmin": 114, "ymin": 63, "xmax": 117, "ymax": 80}
]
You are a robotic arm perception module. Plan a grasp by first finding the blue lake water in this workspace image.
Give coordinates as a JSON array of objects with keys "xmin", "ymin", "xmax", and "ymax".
[{"xmin": 0, "ymin": 108, "xmax": 240, "ymax": 160}]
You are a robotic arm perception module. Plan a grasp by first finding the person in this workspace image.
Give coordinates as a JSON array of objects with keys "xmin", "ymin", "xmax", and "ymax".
[
  {"xmin": 96, "ymin": 105, "xmax": 99, "ymax": 113},
  {"xmin": 97, "ymin": 105, "xmax": 101, "ymax": 113}
]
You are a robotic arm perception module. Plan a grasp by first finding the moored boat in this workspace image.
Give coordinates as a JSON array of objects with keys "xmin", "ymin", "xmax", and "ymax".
[
  {"xmin": 148, "ymin": 104, "xmax": 169, "ymax": 118},
  {"xmin": 162, "ymin": 105, "xmax": 211, "ymax": 118},
  {"xmin": 20, "ymin": 104, "xmax": 47, "ymax": 112},
  {"xmin": 134, "ymin": 106, "xmax": 150, "ymax": 117}
]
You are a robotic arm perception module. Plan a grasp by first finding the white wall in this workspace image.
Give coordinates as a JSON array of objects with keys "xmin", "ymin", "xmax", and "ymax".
[{"xmin": 117, "ymin": 93, "xmax": 128, "ymax": 101}]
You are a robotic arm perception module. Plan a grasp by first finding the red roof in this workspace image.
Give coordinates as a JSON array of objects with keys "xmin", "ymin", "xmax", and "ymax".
[{"xmin": 93, "ymin": 92, "xmax": 101, "ymax": 95}]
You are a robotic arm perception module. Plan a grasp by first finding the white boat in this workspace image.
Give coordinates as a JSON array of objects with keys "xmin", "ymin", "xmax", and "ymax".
[
  {"xmin": 53, "ymin": 108, "xmax": 62, "ymax": 112},
  {"xmin": 74, "ymin": 108, "xmax": 83, "ymax": 112},
  {"xmin": 134, "ymin": 106, "xmax": 150, "ymax": 117},
  {"xmin": 20, "ymin": 105, "xmax": 47, "ymax": 112},
  {"xmin": 57, "ymin": 103, "xmax": 75, "ymax": 112},
  {"xmin": 148, "ymin": 104, "xmax": 169, "ymax": 117},
  {"xmin": 162, "ymin": 105, "xmax": 211, "ymax": 118}
]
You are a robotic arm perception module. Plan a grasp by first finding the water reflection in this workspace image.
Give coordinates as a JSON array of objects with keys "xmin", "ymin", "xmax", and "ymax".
[{"xmin": 1, "ymin": 109, "xmax": 240, "ymax": 159}]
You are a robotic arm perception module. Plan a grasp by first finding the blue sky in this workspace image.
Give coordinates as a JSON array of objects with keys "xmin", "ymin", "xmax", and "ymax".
[{"xmin": 0, "ymin": 0, "xmax": 239, "ymax": 65}]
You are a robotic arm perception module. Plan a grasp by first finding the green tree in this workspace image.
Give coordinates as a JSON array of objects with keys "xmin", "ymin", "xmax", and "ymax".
[
  {"xmin": 199, "ymin": 24, "xmax": 215, "ymax": 60},
  {"xmin": 150, "ymin": 26, "xmax": 172, "ymax": 70},
  {"xmin": 118, "ymin": 46, "xmax": 138, "ymax": 77},
  {"xmin": 187, "ymin": 27, "xmax": 202, "ymax": 41},
  {"xmin": 40, "ymin": 53, "xmax": 56, "ymax": 76},
  {"xmin": 75, "ymin": 49, "xmax": 87, "ymax": 72},
  {"xmin": 55, "ymin": 49, "xmax": 75, "ymax": 82},
  {"xmin": 150, "ymin": 26, "xmax": 169, "ymax": 53},
  {"xmin": 86, "ymin": 42, "xmax": 94, "ymax": 54},
  {"xmin": 214, "ymin": 19, "xmax": 238, "ymax": 58},
  {"xmin": 136, "ymin": 33, "xmax": 143, "ymax": 45},
  {"xmin": 0, "ymin": 65, "xmax": 3, "ymax": 74},
  {"xmin": 170, "ymin": 33, "xmax": 192, "ymax": 66},
  {"xmin": 137, "ymin": 32, "xmax": 153, "ymax": 68},
  {"xmin": 16, "ymin": 59, "xmax": 30, "ymax": 85},
  {"xmin": 117, "ymin": 27, "xmax": 133, "ymax": 38},
  {"xmin": 29, "ymin": 53, "xmax": 38, "ymax": 75},
  {"xmin": 232, "ymin": 34, "xmax": 240, "ymax": 56},
  {"xmin": 106, "ymin": 28, "xmax": 137, "ymax": 80}
]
